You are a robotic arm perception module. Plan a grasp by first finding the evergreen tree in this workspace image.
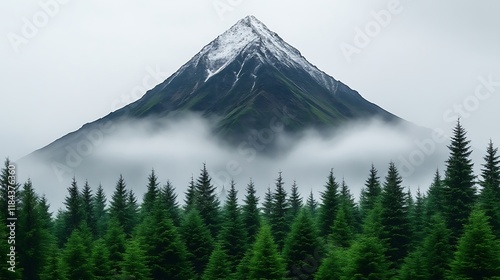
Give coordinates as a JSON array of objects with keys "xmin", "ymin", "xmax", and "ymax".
[
  {"xmin": 142, "ymin": 169, "xmax": 159, "ymax": 216},
  {"xmin": 219, "ymin": 180, "xmax": 247, "ymax": 273},
  {"xmin": 40, "ymin": 248, "xmax": 63, "ymax": 280},
  {"xmin": 478, "ymin": 140, "xmax": 500, "ymax": 238},
  {"xmin": 248, "ymin": 224, "xmax": 286, "ymax": 280},
  {"xmin": 109, "ymin": 175, "xmax": 132, "ymax": 236},
  {"xmin": 362, "ymin": 200, "xmax": 385, "ymax": 240},
  {"xmin": 160, "ymin": 180, "xmax": 181, "ymax": 226},
  {"xmin": 195, "ymin": 163, "xmax": 220, "ymax": 237},
  {"xmin": 426, "ymin": 169, "xmax": 445, "ymax": 221},
  {"xmin": 306, "ymin": 190, "xmax": 318, "ymax": 217},
  {"xmin": 342, "ymin": 236, "xmax": 390, "ymax": 280},
  {"xmin": 61, "ymin": 229, "xmax": 93, "ymax": 280},
  {"xmin": 380, "ymin": 162, "xmax": 411, "ymax": 269},
  {"xmin": 449, "ymin": 208, "xmax": 500, "ymax": 279},
  {"xmin": 242, "ymin": 179, "xmax": 260, "ymax": 246},
  {"xmin": 90, "ymin": 238, "xmax": 112, "ymax": 280},
  {"xmin": 81, "ymin": 181, "xmax": 97, "ymax": 238},
  {"xmin": 202, "ymin": 243, "xmax": 232, "ymax": 280},
  {"xmin": 93, "ymin": 184, "xmax": 108, "ymax": 239},
  {"xmin": 288, "ymin": 180, "xmax": 303, "ymax": 222},
  {"xmin": 18, "ymin": 180, "xmax": 46, "ymax": 280},
  {"xmin": 399, "ymin": 248, "xmax": 428, "ymax": 280},
  {"xmin": 125, "ymin": 189, "xmax": 139, "ymax": 235},
  {"xmin": 283, "ymin": 209, "xmax": 321, "ymax": 280},
  {"xmin": 63, "ymin": 177, "xmax": 82, "ymax": 242},
  {"xmin": 318, "ymin": 169, "xmax": 340, "ymax": 237},
  {"xmin": 181, "ymin": 208, "xmax": 214, "ymax": 278},
  {"xmin": 121, "ymin": 238, "xmax": 150, "ymax": 279},
  {"xmin": 105, "ymin": 218, "xmax": 126, "ymax": 275},
  {"xmin": 262, "ymin": 186, "xmax": 273, "ymax": 220},
  {"xmin": 270, "ymin": 171, "xmax": 289, "ymax": 251},
  {"xmin": 411, "ymin": 187, "xmax": 426, "ymax": 247},
  {"xmin": 339, "ymin": 178, "xmax": 361, "ymax": 234},
  {"xmin": 360, "ymin": 164, "xmax": 382, "ymax": 219},
  {"xmin": 314, "ymin": 247, "xmax": 343, "ymax": 280},
  {"xmin": 443, "ymin": 120, "xmax": 477, "ymax": 243},
  {"xmin": 184, "ymin": 175, "xmax": 197, "ymax": 211},
  {"xmin": 329, "ymin": 205, "xmax": 353, "ymax": 248},
  {"xmin": 422, "ymin": 214, "xmax": 452, "ymax": 280}
]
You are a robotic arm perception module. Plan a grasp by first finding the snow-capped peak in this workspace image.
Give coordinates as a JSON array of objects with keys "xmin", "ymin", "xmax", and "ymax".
[{"xmin": 193, "ymin": 16, "xmax": 338, "ymax": 92}]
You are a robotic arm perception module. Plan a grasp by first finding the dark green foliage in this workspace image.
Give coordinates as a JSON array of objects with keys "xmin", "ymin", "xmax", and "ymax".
[
  {"xmin": 329, "ymin": 204, "xmax": 353, "ymax": 248},
  {"xmin": 360, "ymin": 164, "xmax": 382, "ymax": 219},
  {"xmin": 399, "ymin": 248, "xmax": 428, "ymax": 280},
  {"xmin": 63, "ymin": 177, "xmax": 82, "ymax": 243},
  {"xmin": 248, "ymin": 224, "xmax": 286, "ymax": 280},
  {"xmin": 109, "ymin": 175, "xmax": 130, "ymax": 235},
  {"xmin": 410, "ymin": 188, "xmax": 426, "ymax": 247},
  {"xmin": 443, "ymin": 120, "xmax": 477, "ymax": 243},
  {"xmin": 262, "ymin": 185, "xmax": 273, "ymax": 220},
  {"xmin": 242, "ymin": 179, "xmax": 261, "ymax": 246},
  {"xmin": 40, "ymin": 248, "xmax": 63, "ymax": 280},
  {"xmin": 93, "ymin": 184, "xmax": 108, "ymax": 239},
  {"xmin": 422, "ymin": 214, "xmax": 452, "ymax": 280},
  {"xmin": 91, "ymin": 238, "xmax": 112, "ymax": 280},
  {"xmin": 121, "ymin": 238, "xmax": 150, "ymax": 279},
  {"xmin": 288, "ymin": 180, "xmax": 303, "ymax": 222},
  {"xmin": 283, "ymin": 209, "xmax": 321, "ymax": 280},
  {"xmin": 380, "ymin": 162, "xmax": 411, "ymax": 268},
  {"xmin": 270, "ymin": 171, "xmax": 289, "ymax": 251},
  {"xmin": 61, "ymin": 229, "xmax": 93, "ymax": 280},
  {"xmin": 142, "ymin": 169, "xmax": 159, "ymax": 216},
  {"xmin": 449, "ymin": 208, "xmax": 500, "ymax": 279},
  {"xmin": 181, "ymin": 208, "xmax": 214, "ymax": 278},
  {"xmin": 479, "ymin": 140, "xmax": 500, "ymax": 238},
  {"xmin": 81, "ymin": 181, "xmax": 97, "ymax": 238},
  {"xmin": 362, "ymin": 200, "xmax": 385, "ymax": 240},
  {"xmin": 159, "ymin": 180, "xmax": 181, "ymax": 226},
  {"xmin": 184, "ymin": 175, "xmax": 197, "ymax": 211},
  {"xmin": 219, "ymin": 181, "xmax": 247, "ymax": 272},
  {"xmin": 426, "ymin": 169, "xmax": 445, "ymax": 221},
  {"xmin": 202, "ymin": 243, "xmax": 232, "ymax": 280},
  {"xmin": 195, "ymin": 163, "xmax": 220, "ymax": 237},
  {"xmin": 306, "ymin": 190, "xmax": 319, "ymax": 217},
  {"xmin": 105, "ymin": 218, "xmax": 126, "ymax": 275},
  {"xmin": 339, "ymin": 179, "xmax": 361, "ymax": 234},
  {"xmin": 314, "ymin": 247, "xmax": 343, "ymax": 280},
  {"xmin": 126, "ymin": 189, "xmax": 139, "ymax": 235},
  {"xmin": 343, "ymin": 236, "xmax": 390, "ymax": 280},
  {"xmin": 318, "ymin": 169, "xmax": 339, "ymax": 237}
]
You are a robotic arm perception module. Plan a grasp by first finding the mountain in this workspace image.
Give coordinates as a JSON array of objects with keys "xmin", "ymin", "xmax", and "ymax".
[{"xmin": 29, "ymin": 15, "xmax": 402, "ymax": 160}]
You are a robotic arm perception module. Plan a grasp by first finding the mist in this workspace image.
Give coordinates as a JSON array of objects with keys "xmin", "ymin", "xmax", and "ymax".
[{"xmin": 17, "ymin": 115, "xmax": 453, "ymax": 212}]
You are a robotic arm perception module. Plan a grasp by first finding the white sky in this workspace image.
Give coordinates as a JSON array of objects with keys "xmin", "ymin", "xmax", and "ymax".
[{"xmin": 1, "ymin": 0, "xmax": 500, "ymax": 161}]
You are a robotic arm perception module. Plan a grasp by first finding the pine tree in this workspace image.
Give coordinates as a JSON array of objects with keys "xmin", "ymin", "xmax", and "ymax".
[
  {"xmin": 202, "ymin": 243, "xmax": 232, "ymax": 280},
  {"xmin": 159, "ymin": 180, "xmax": 181, "ymax": 226},
  {"xmin": 80, "ymin": 181, "xmax": 97, "ymax": 238},
  {"xmin": 339, "ymin": 178, "xmax": 361, "ymax": 234},
  {"xmin": 195, "ymin": 163, "xmax": 220, "ymax": 237},
  {"xmin": 318, "ymin": 169, "xmax": 340, "ymax": 237},
  {"xmin": 380, "ymin": 162, "xmax": 411, "ymax": 269},
  {"xmin": 142, "ymin": 169, "xmax": 159, "ymax": 216},
  {"xmin": 478, "ymin": 140, "xmax": 500, "ymax": 238},
  {"xmin": 443, "ymin": 120, "xmax": 477, "ymax": 243},
  {"xmin": 329, "ymin": 205, "xmax": 353, "ymax": 248},
  {"xmin": 184, "ymin": 175, "xmax": 197, "ymax": 211},
  {"xmin": 219, "ymin": 180, "xmax": 247, "ymax": 273},
  {"xmin": 18, "ymin": 179, "xmax": 47, "ymax": 280},
  {"xmin": 422, "ymin": 214, "xmax": 452, "ymax": 280},
  {"xmin": 282, "ymin": 209, "xmax": 320, "ymax": 280},
  {"xmin": 410, "ymin": 187, "xmax": 426, "ymax": 247},
  {"xmin": 270, "ymin": 171, "xmax": 289, "ymax": 251},
  {"xmin": 242, "ymin": 179, "xmax": 260, "ymax": 246},
  {"xmin": 181, "ymin": 208, "xmax": 214, "ymax": 278},
  {"xmin": 61, "ymin": 229, "xmax": 93, "ymax": 280},
  {"xmin": 40, "ymin": 248, "xmax": 63, "ymax": 280},
  {"xmin": 248, "ymin": 224, "xmax": 286, "ymax": 280},
  {"xmin": 93, "ymin": 184, "xmax": 108, "ymax": 239},
  {"xmin": 360, "ymin": 164, "xmax": 382, "ymax": 219},
  {"xmin": 105, "ymin": 218, "xmax": 126, "ymax": 275},
  {"xmin": 449, "ymin": 208, "xmax": 500, "ymax": 279},
  {"xmin": 314, "ymin": 247, "xmax": 343, "ymax": 280},
  {"xmin": 90, "ymin": 238, "xmax": 112, "ymax": 280},
  {"xmin": 109, "ymin": 175, "xmax": 129, "ymax": 235},
  {"xmin": 121, "ymin": 238, "xmax": 150, "ymax": 279},
  {"xmin": 288, "ymin": 180, "xmax": 303, "ymax": 222},
  {"xmin": 125, "ymin": 189, "xmax": 139, "ymax": 235},
  {"xmin": 399, "ymin": 248, "xmax": 427, "ymax": 280},
  {"xmin": 262, "ymin": 186, "xmax": 273, "ymax": 220},
  {"xmin": 425, "ymin": 169, "xmax": 445, "ymax": 221},
  {"xmin": 342, "ymin": 236, "xmax": 390, "ymax": 280},
  {"xmin": 306, "ymin": 190, "xmax": 318, "ymax": 217},
  {"xmin": 362, "ymin": 200, "xmax": 385, "ymax": 240},
  {"xmin": 62, "ymin": 177, "xmax": 82, "ymax": 242}
]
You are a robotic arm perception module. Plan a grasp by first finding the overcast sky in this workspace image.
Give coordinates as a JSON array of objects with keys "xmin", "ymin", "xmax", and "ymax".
[{"xmin": 1, "ymin": 0, "xmax": 499, "ymax": 164}]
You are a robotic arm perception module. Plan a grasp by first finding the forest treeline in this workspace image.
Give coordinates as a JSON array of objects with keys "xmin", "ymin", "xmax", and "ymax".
[{"xmin": 1, "ymin": 120, "xmax": 499, "ymax": 279}]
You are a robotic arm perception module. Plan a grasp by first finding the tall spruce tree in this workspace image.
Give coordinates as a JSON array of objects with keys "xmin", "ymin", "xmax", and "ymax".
[
  {"xmin": 202, "ymin": 242, "xmax": 232, "ymax": 280},
  {"xmin": 314, "ymin": 247, "xmax": 343, "ymax": 280},
  {"xmin": 425, "ymin": 169, "xmax": 445, "ymax": 221},
  {"xmin": 61, "ymin": 229, "xmax": 92, "ymax": 280},
  {"xmin": 282, "ymin": 209, "xmax": 320, "ymax": 280},
  {"xmin": 443, "ymin": 120, "xmax": 476, "ymax": 243},
  {"xmin": 449, "ymin": 208, "xmax": 500, "ymax": 279},
  {"xmin": 306, "ymin": 190, "xmax": 318, "ymax": 217},
  {"xmin": 184, "ymin": 175, "xmax": 197, "ymax": 211},
  {"xmin": 142, "ymin": 169, "xmax": 159, "ymax": 216},
  {"xmin": 288, "ymin": 180, "xmax": 303, "ymax": 222},
  {"xmin": 410, "ymin": 187, "xmax": 426, "ymax": 247},
  {"xmin": 219, "ymin": 180, "xmax": 247, "ymax": 273},
  {"xmin": 422, "ymin": 214, "xmax": 452, "ymax": 280},
  {"xmin": 109, "ymin": 175, "xmax": 129, "ymax": 234},
  {"xmin": 270, "ymin": 171, "xmax": 289, "ymax": 251},
  {"xmin": 242, "ymin": 179, "xmax": 261, "ymax": 246},
  {"xmin": 478, "ymin": 140, "xmax": 500, "ymax": 238},
  {"xmin": 360, "ymin": 164, "xmax": 382, "ymax": 219},
  {"xmin": 80, "ymin": 181, "xmax": 96, "ymax": 238},
  {"xmin": 195, "ymin": 163, "xmax": 220, "ymax": 237},
  {"xmin": 339, "ymin": 178, "xmax": 361, "ymax": 234},
  {"xmin": 121, "ymin": 238, "xmax": 150, "ymax": 279},
  {"xmin": 105, "ymin": 218, "xmax": 126, "ymax": 275},
  {"xmin": 380, "ymin": 162, "xmax": 411, "ymax": 269},
  {"xmin": 248, "ymin": 224, "xmax": 286, "ymax": 280},
  {"xmin": 329, "ymin": 205, "xmax": 353, "ymax": 248},
  {"xmin": 93, "ymin": 184, "xmax": 108, "ymax": 239},
  {"xmin": 342, "ymin": 236, "xmax": 390, "ymax": 280},
  {"xmin": 262, "ymin": 186, "xmax": 273, "ymax": 221},
  {"xmin": 318, "ymin": 169, "xmax": 340, "ymax": 237},
  {"xmin": 125, "ymin": 189, "xmax": 139, "ymax": 235},
  {"xmin": 159, "ymin": 180, "xmax": 181, "ymax": 226},
  {"xmin": 90, "ymin": 238, "xmax": 112, "ymax": 280}
]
